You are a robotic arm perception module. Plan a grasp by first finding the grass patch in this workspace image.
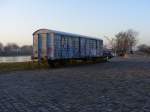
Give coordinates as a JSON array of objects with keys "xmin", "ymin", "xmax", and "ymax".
[
  {"xmin": 0, "ymin": 61, "xmax": 49, "ymax": 73},
  {"xmin": 0, "ymin": 57, "xmax": 108, "ymax": 73}
]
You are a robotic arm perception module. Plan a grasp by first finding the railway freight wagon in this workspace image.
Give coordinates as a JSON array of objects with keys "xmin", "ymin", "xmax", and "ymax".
[{"xmin": 33, "ymin": 29, "xmax": 105, "ymax": 66}]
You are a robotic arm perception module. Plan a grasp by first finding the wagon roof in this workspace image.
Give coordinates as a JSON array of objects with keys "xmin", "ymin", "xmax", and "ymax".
[{"xmin": 33, "ymin": 29, "xmax": 102, "ymax": 40}]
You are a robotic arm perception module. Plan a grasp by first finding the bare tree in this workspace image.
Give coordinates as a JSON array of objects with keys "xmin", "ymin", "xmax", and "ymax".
[
  {"xmin": 21, "ymin": 45, "xmax": 32, "ymax": 55},
  {"xmin": 4, "ymin": 43, "xmax": 20, "ymax": 56},
  {"xmin": 115, "ymin": 29, "xmax": 138, "ymax": 56},
  {"xmin": 0, "ymin": 42, "xmax": 3, "ymax": 52},
  {"xmin": 115, "ymin": 31, "xmax": 131, "ymax": 55},
  {"xmin": 0, "ymin": 42, "xmax": 33, "ymax": 56},
  {"xmin": 104, "ymin": 36, "xmax": 117, "ymax": 55},
  {"xmin": 102, "ymin": 29, "xmax": 138, "ymax": 56},
  {"xmin": 127, "ymin": 29, "xmax": 138, "ymax": 53}
]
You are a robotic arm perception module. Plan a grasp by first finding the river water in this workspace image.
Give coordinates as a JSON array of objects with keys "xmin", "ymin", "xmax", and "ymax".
[{"xmin": 0, "ymin": 56, "xmax": 32, "ymax": 63}]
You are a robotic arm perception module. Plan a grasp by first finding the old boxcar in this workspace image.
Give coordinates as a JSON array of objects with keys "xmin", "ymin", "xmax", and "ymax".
[{"xmin": 33, "ymin": 29, "xmax": 105, "ymax": 66}]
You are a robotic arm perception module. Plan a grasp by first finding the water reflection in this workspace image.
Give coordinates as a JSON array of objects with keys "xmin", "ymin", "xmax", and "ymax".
[{"xmin": 0, "ymin": 56, "xmax": 31, "ymax": 63}]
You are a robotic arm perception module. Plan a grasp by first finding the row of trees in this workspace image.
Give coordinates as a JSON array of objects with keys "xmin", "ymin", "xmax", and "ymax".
[
  {"xmin": 105, "ymin": 29, "xmax": 138, "ymax": 56},
  {"xmin": 0, "ymin": 43, "xmax": 32, "ymax": 56}
]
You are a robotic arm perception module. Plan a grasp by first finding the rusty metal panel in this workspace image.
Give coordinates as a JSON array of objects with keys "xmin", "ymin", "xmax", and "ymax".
[{"xmin": 41, "ymin": 33, "xmax": 47, "ymax": 58}]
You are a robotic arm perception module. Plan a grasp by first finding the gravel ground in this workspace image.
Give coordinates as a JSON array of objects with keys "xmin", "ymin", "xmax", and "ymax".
[{"xmin": 0, "ymin": 56, "xmax": 150, "ymax": 112}]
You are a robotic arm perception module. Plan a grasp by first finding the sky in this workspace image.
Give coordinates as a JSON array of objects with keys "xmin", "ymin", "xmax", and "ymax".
[{"xmin": 0, "ymin": 0, "xmax": 150, "ymax": 46}]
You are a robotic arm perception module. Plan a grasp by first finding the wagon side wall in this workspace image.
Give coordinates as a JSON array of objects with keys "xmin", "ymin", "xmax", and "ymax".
[
  {"xmin": 54, "ymin": 34, "xmax": 80, "ymax": 59},
  {"xmin": 33, "ymin": 29, "xmax": 103, "ymax": 61},
  {"xmin": 53, "ymin": 33, "xmax": 103, "ymax": 60}
]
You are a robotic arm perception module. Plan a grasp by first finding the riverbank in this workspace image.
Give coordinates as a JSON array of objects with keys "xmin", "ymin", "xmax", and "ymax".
[
  {"xmin": 0, "ymin": 61, "xmax": 49, "ymax": 73},
  {"xmin": 0, "ymin": 57, "xmax": 108, "ymax": 73}
]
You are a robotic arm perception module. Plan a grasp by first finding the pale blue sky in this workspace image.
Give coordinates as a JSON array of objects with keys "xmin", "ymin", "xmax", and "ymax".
[{"xmin": 0, "ymin": 0, "xmax": 150, "ymax": 45}]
